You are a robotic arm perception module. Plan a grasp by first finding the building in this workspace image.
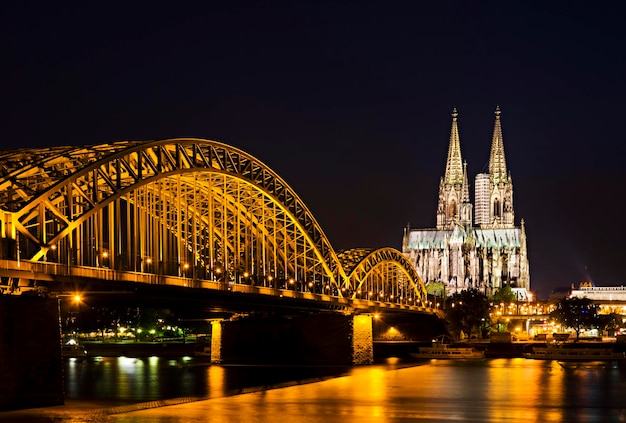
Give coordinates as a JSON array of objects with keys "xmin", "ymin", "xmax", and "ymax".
[{"xmin": 402, "ymin": 106, "xmax": 530, "ymax": 298}]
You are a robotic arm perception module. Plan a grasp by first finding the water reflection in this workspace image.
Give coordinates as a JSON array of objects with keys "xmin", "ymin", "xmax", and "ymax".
[
  {"xmin": 64, "ymin": 356, "xmax": 355, "ymax": 405},
  {"xmin": 11, "ymin": 357, "xmax": 626, "ymax": 422}
]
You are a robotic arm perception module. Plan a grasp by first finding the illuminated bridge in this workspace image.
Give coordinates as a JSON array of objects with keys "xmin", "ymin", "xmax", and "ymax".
[{"xmin": 0, "ymin": 138, "xmax": 436, "ymax": 365}]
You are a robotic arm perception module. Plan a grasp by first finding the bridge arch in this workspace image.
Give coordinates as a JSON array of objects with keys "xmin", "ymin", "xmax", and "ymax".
[
  {"xmin": 0, "ymin": 138, "xmax": 426, "ymax": 303},
  {"xmin": 338, "ymin": 248, "xmax": 427, "ymax": 305}
]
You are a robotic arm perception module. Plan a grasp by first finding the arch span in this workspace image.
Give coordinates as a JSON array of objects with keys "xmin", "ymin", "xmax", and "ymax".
[
  {"xmin": 338, "ymin": 248, "xmax": 427, "ymax": 304},
  {"xmin": 0, "ymin": 138, "xmax": 426, "ymax": 303}
]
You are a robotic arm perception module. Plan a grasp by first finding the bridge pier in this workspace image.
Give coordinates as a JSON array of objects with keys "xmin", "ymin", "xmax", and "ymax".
[
  {"xmin": 0, "ymin": 296, "xmax": 64, "ymax": 409},
  {"xmin": 210, "ymin": 313, "xmax": 374, "ymax": 365}
]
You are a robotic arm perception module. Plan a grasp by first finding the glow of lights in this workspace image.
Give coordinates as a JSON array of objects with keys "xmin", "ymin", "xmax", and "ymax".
[
  {"xmin": 145, "ymin": 257, "xmax": 152, "ymax": 264},
  {"xmin": 73, "ymin": 294, "xmax": 81, "ymax": 303}
]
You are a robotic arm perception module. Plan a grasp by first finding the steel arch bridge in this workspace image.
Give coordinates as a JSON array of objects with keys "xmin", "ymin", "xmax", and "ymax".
[{"xmin": 0, "ymin": 138, "xmax": 427, "ymax": 306}]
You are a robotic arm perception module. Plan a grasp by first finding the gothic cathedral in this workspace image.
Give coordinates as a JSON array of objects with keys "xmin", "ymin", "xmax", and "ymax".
[{"xmin": 402, "ymin": 106, "xmax": 530, "ymax": 298}]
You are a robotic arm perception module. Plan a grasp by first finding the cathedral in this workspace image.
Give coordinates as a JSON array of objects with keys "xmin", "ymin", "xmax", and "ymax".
[{"xmin": 402, "ymin": 106, "xmax": 530, "ymax": 298}]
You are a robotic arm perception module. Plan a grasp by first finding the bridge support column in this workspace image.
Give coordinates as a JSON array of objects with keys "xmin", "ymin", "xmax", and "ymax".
[
  {"xmin": 210, "ymin": 320, "xmax": 223, "ymax": 364},
  {"xmin": 351, "ymin": 314, "xmax": 373, "ymax": 365},
  {"xmin": 0, "ymin": 296, "xmax": 64, "ymax": 409}
]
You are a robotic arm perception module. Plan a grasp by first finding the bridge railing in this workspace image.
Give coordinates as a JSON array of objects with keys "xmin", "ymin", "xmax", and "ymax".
[{"xmin": 0, "ymin": 258, "xmax": 433, "ymax": 313}]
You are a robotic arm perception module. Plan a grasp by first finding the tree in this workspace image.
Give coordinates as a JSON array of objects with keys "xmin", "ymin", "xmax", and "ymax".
[
  {"xmin": 426, "ymin": 281, "xmax": 445, "ymax": 298},
  {"xmin": 549, "ymin": 297, "xmax": 599, "ymax": 340},
  {"xmin": 492, "ymin": 285, "xmax": 517, "ymax": 303},
  {"xmin": 598, "ymin": 313, "xmax": 622, "ymax": 337},
  {"xmin": 446, "ymin": 288, "xmax": 490, "ymax": 340}
]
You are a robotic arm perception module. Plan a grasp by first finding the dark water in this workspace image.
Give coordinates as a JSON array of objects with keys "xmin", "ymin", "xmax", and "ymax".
[
  {"xmin": 63, "ymin": 355, "xmax": 354, "ymax": 404},
  {"xmin": 3, "ymin": 357, "xmax": 626, "ymax": 422}
]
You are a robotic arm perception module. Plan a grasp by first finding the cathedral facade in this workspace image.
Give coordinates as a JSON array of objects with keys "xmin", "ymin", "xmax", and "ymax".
[{"xmin": 402, "ymin": 107, "xmax": 530, "ymax": 298}]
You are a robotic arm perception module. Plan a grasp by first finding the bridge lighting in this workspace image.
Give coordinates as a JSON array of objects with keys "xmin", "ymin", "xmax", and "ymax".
[
  {"xmin": 50, "ymin": 245, "xmax": 57, "ymax": 250},
  {"xmin": 101, "ymin": 251, "xmax": 108, "ymax": 258},
  {"xmin": 145, "ymin": 257, "xmax": 152, "ymax": 264},
  {"xmin": 267, "ymin": 275, "xmax": 273, "ymax": 281},
  {"xmin": 288, "ymin": 278, "xmax": 295, "ymax": 284},
  {"xmin": 183, "ymin": 263, "xmax": 190, "ymax": 270},
  {"xmin": 73, "ymin": 294, "xmax": 81, "ymax": 303},
  {"xmin": 243, "ymin": 271, "xmax": 249, "ymax": 278}
]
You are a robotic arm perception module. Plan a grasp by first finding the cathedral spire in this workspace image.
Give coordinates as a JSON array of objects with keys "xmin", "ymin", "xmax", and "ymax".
[
  {"xmin": 458, "ymin": 160, "xmax": 473, "ymax": 226},
  {"xmin": 488, "ymin": 105, "xmax": 508, "ymax": 184},
  {"xmin": 461, "ymin": 160, "xmax": 470, "ymax": 203},
  {"xmin": 444, "ymin": 108, "xmax": 464, "ymax": 186}
]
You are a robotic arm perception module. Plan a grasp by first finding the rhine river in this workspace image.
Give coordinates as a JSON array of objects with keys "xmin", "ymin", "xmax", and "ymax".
[{"xmin": 2, "ymin": 356, "xmax": 626, "ymax": 422}]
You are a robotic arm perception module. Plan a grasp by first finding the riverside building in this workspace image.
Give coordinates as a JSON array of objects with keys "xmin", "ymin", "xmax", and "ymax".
[{"xmin": 402, "ymin": 107, "xmax": 530, "ymax": 298}]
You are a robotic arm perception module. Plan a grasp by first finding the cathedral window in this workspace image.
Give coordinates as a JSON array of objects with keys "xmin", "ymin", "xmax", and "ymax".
[
  {"xmin": 493, "ymin": 198, "xmax": 500, "ymax": 217},
  {"xmin": 449, "ymin": 200, "xmax": 457, "ymax": 217}
]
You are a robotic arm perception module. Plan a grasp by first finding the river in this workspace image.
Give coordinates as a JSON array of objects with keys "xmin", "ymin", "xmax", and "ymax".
[{"xmin": 2, "ymin": 356, "xmax": 626, "ymax": 422}]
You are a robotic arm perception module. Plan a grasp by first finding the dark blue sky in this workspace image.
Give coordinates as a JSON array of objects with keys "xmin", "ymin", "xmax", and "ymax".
[{"xmin": 2, "ymin": 1, "xmax": 626, "ymax": 299}]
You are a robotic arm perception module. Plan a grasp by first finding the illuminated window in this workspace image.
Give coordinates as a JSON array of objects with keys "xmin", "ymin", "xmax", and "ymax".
[{"xmin": 449, "ymin": 200, "xmax": 457, "ymax": 217}]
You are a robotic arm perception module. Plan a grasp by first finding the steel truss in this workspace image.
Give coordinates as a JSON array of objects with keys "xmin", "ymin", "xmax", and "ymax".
[{"xmin": 0, "ymin": 138, "xmax": 426, "ymax": 304}]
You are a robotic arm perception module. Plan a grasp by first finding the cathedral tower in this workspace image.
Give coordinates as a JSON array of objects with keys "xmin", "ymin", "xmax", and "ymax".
[
  {"xmin": 475, "ymin": 105, "xmax": 514, "ymax": 228},
  {"xmin": 403, "ymin": 106, "xmax": 530, "ymax": 298},
  {"xmin": 436, "ymin": 108, "xmax": 472, "ymax": 229}
]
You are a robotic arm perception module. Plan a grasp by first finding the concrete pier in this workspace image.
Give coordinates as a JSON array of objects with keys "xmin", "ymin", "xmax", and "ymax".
[{"xmin": 0, "ymin": 296, "xmax": 64, "ymax": 410}]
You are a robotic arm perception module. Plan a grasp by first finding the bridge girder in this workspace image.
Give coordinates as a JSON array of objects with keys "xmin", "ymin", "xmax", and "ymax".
[{"xmin": 0, "ymin": 139, "xmax": 427, "ymax": 304}]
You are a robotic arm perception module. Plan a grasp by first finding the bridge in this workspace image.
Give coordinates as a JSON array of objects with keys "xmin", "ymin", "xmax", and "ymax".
[{"xmin": 0, "ymin": 138, "xmax": 438, "ymax": 367}]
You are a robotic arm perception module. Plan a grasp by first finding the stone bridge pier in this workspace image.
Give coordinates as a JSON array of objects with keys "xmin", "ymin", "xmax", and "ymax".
[
  {"xmin": 210, "ymin": 313, "xmax": 374, "ymax": 365},
  {"xmin": 0, "ymin": 296, "xmax": 64, "ymax": 409}
]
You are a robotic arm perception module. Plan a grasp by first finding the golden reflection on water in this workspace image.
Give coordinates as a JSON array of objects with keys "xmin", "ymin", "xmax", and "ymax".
[
  {"xmin": 486, "ymin": 358, "xmax": 565, "ymax": 422},
  {"xmin": 207, "ymin": 364, "xmax": 225, "ymax": 398},
  {"xmin": 56, "ymin": 359, "xmax": 626, "ymax": 422}
]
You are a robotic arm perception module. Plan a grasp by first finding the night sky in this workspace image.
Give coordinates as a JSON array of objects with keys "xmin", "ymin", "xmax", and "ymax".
[{"xmin": 2, "ymin": 2, "xmax": 626, "ymax": 299}]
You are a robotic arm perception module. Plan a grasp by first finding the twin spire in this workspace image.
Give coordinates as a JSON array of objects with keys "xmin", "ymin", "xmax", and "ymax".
[
  {"xmin": 437, "ymin": 105, "xmax": 512, "ymax": 230},
  {"xmin": 444, "ymin": 105, "xmax": 509, "ymax": 188},
  {"xmin": 443, "ymin": 107, "xmax": 464, "ymax": 186},
  {"xmin": 488, "ymin": 105, "xmax": 508, "ymax": 184}
]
